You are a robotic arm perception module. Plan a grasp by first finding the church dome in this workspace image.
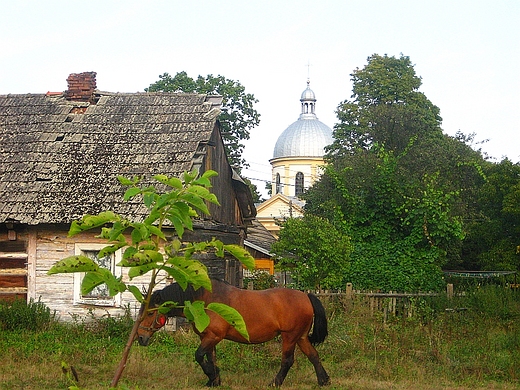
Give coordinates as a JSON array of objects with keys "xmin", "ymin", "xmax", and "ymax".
[{"xmin": 273, "ymin": 81, "xmax": 333, "ymax": 159}]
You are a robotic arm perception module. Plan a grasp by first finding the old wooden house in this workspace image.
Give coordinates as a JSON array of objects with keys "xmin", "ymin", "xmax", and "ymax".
[{"xmin": 0, "ymin": 72, "xmax": 256, "ymax": 320}]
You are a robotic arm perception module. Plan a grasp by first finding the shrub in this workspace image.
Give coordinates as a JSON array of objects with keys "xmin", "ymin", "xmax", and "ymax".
[
  {"xmin": 82, "ymin": 306, "xmax": 135, "ymax": 340},
  {"xmin": 0, "ymin": 297, "xmax": 55, "ymax": 331},
  {"xmin": 243, "ymin": 270, "xmax": 276, "ymax": 290}
]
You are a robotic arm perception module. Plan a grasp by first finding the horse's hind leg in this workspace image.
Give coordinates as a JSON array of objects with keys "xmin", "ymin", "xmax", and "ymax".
[
  {"xmin": 195, "ymin": 341, "xmax": 221, "ymax": 387},
  {"xmin": 270, "ymin": 338, "xmax": 296, "ymax": 387},
  {"xmin": 297, "ymin": 337, "xmax": 330, "ymax": 386}
]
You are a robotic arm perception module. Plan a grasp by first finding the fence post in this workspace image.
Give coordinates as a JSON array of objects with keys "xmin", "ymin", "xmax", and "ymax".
[
  {"xmin": 247, "ymin": 281, "xmax": 254, "ymax": 290},
  {"xmin": 447, "ymin": 283, "xmax": 454, "ymax": 299},
  {"xmin": 346, "ymin": 283, "xmax": 353, "ymax": 300},
  {"xmin": 344, "ymin": 283, "xmax": 353, "ymax": 310}
]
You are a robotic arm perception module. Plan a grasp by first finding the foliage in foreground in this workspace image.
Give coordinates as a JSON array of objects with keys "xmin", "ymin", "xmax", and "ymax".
[
  {"xmin": 1, "ymin": 285, "xmax": 518, "ymax": 389},
  {"xmin": 45, "ymin": 170, "xmax": 255, "ymax": 387}
]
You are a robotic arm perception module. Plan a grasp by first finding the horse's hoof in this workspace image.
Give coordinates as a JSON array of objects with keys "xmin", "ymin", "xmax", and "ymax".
[
  {"xmin": 318, "ymin": 376, "xmax": 331, "ymax": 386},
  {"xmin": 206, "ymin": 378, "xmax": 221, "ymax": 387}
]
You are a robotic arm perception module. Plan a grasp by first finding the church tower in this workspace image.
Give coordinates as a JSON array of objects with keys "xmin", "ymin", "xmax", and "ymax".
[
  {"xmin": 270, "ymin": 80, "xmax": 333, "ymax": 197},
  {"xmin": 256, "ymin": 81, "xmax": 333, "ymax": 238}
]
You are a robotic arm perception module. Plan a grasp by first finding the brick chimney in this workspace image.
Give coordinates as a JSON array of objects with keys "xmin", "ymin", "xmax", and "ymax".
[{"xmin": 65, "ymin": 72, "xmax": 97, "ymax": 102}]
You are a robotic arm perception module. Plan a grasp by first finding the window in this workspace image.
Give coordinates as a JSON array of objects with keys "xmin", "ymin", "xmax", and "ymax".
[
  {"xmin": 73, "ymin": 243, "xmax": 122, "ymax": 307},
  {"xmin": 295, "ymin": 172, "xmax": 304, "ymax": 196},
  {"xmin": 275, "ymin": 173, "xmax": 282, "ymax": 194}
]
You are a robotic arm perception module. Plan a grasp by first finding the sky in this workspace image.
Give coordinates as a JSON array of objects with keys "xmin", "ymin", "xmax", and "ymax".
[{"xmin": 1, "ymin": 1, "xmax": 519, "ymax": 197}]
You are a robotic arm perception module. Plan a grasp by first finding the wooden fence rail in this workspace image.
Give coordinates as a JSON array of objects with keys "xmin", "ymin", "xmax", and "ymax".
[
  {"xmin": 313, "ymin": 283, "xmax": 455, "ymax": 320},
  {"xmin": 246, "ymin": 281, "xmax": 456, "ymax": 320}
]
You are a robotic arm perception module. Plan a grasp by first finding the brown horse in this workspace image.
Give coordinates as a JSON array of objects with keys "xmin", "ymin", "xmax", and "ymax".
[{"xmin": 137, "ymin": 278, "xmax": 330, "ymax": 387}]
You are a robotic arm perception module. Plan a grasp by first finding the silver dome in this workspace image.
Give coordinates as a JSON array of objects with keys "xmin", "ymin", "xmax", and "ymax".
[
  {"xmin": 273, "ymin": 81, "xmax": 333, "ymax": 159},
  {"xmin": 273, "ymin": 118, "xmax": 333, "ymax": 158}
]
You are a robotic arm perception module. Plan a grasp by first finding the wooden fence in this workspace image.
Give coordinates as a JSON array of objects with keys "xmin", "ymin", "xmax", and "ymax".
[
  {"xmin": 313, "ymin": 283, "xmax": 455, "ymax": 321},
  {"xmin": 245, "ymin": 280, "xmax": 456, "ymax": 320}
]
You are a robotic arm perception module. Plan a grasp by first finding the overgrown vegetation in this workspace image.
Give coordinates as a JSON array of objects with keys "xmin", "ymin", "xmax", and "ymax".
[
  {"xmin": 1, "ymin": 286, "xmax": 518, "ymax": 389},
  {"xmin": 0, "ymin": 297, "xmax": 55, "ymax": 331},
  {"xmin": 274, "ymin": 54, "xmax": 520, "ymax": 292}
]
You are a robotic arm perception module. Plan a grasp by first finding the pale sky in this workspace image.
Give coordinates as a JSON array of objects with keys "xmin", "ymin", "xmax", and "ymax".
[{"xmin": 2, "ymin": 1, "xmax": 519, "ymax": 197}]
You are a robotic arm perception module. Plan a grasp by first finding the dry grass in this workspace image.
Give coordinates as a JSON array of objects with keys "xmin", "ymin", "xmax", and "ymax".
[{"xmin": 1, "ymin": 287, "xmax": 519, "ymax": 389}]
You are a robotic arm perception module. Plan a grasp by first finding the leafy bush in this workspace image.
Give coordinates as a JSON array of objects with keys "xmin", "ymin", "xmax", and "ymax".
[
  {"xmin": 0, "ymin": 297, "xmax": 55, "ymax": 331},
  {"xmin": 243, "ymin": 270, "xmax": 276, "ymax": 290},
  {"xmin": 78, "ymin": 306, "xmax": 134, "ymax": 340}
]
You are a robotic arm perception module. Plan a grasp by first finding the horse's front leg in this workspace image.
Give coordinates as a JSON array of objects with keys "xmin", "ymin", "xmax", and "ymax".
[
  {"xmin": 270, "ymin": 338, "xmax": 296, "ymax": 387},
  {"xmin": 195, "ymin": 340, "xmax": 221, "ymax": 387}
]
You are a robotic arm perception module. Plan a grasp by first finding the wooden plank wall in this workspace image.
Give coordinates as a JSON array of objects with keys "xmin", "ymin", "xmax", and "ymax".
[
  {"xmin": 0, "ymin": 232, "xmax": 28, "ymax": 302},
  {"xmin": 33, "ymin": 226, "xmax": 150, "ymax": 321},
  {"xmin": 2, "ymin": 223, "xmax": 245, "ymax": 320}
]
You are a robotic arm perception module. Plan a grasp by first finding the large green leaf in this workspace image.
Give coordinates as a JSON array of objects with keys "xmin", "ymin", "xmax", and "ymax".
[
  {"xmin": 143, "ymin": 210, "xmax": 161, "ymax": 225},
  {"xmin": 183, "ymin": 300, "xmax": 210, "ymax": 333},
  {"xmin": 130, "ymin": 222, "xmax": 150, "ymax": 244},
  {"xmin": 68, "ymin": 221, "xmax": 84, "ymax": 237},
  {"xmin": 47, "ymin": 256, "xmax": 99, "ymax": 275},
  {"xmin": 167, "ymin": 214, "xmax": 185, "ymax": 239},
  {"xmin": 118, "ymin": 250, "xmax": 163, "ymax": 266},
  {"xmin": 154, "ymin": 174, "xmax": 183, "ymax": 189},
  {"xmin": 187, "ymin": 185, "xmax": 220, "ymax": 205},
  {"xmin": 117, "ymin": 176, "xmax": 136, "ymax": 186},
  {"xmin": 162, "ymin": 267, "xmax": 187, "ymax": 289},
  {"xmin": 147, "ymin": 225, "xmax": 166, "ymax": 240},
  {"xmin": 81, "ymin": 268, "xmax": 126, "ymax": 296},
  {"xmin": 82, "ymin": 211, "xmax": 119, "ymax": 228},
  {"xmin": 224, "ymin": 244, "xmax": 256, "ymax": 271},
  {"xmin": 179, "ymin": 192, "xmax": 210, "ymax": 215},
  {"xmin": 97, "ymin": 241, "xmax": 126, "ymax": 258},
  {"xmin": 68, "ymin": 212, "xmax": 119, "ymax": 237},
  {"xmin": 192, "ymin": 170, "xmax": 218, "ymax": 187},
  {"xmin": 207, "ymin": 302, "xmax": 249, "ymax": 341},
  {"xmin": 127, "ymin": 285, "xmax": 144, "ymax": 302},
  {"xmin": 123, "ymin": 187, "xmax": 141, "ymax": 201},
  {"xmin": 164, "ymin": 257, "xmax": 211, "ymax": 291},
  {"xmin": 128, "ymin": 262, "xmax": 159, "ymax": 279}
]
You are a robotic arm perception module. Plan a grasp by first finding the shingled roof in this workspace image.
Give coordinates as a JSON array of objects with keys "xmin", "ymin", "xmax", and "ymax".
[{"xmin": 0, "ymin": 73, "xmax": 226, "ymax": 225}]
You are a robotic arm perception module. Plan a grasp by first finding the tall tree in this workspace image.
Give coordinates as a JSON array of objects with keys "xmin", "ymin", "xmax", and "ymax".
[
  {"xmin": 301, "ymin": 54, "xmax": 488, "ymax": 291},
  {"xmin": 328, "ymin": 54, "xmax": 442, "ymax": 156},
  {"xmin": 146, "ymin": 72, "xmax": 260, "ymax": 169}
]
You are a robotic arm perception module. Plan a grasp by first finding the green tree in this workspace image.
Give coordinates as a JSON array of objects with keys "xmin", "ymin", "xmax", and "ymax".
[
  {"xmin": 305, "ymin": 146, "xmax": 461, "ymax": 292},
  {"xmin": 146, "ymin": 72, "xmax": 260, "ymax": 170},
  {"xmin": 47, "ymin": 170, "xmax": 255, "ymax": 387},
  {"xmin": 328, "ymin": 54, "xmax": 442, "ymax": 156},
  {"xmin": 463, "ymin": 159, "xmax": 520, "ymax": 270},
  {"xmin": 302, "ymin": 54, "xmax": 488, "ymax": 291},
  {"xmin": 271, "ymin": 214, "xmax": 352, "ymax": 290}
]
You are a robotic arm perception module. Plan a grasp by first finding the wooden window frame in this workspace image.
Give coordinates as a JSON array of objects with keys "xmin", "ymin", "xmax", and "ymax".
[{"xmin": 73, "ymin": 243, "xmax": 122, "ymax": 307}]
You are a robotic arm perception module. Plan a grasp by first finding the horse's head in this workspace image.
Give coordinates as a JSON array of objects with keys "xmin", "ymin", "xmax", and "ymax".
[{"xmin": 137, "ymin": 305, "xmax": 167, "ymax": 346}]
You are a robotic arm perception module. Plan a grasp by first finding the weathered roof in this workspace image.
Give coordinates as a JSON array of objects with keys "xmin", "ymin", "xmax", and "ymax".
[
  {"xmin": 244, "ymin": 219, "xmax": 276, "ymax": 256},
  {"xmin": 0, "ymin": 91, "xmax": 223, "ymax": 225}
]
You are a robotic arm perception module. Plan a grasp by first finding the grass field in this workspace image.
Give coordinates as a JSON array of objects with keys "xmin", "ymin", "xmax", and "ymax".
[{"xmin": 0, "ymin": 285, "xmax": 519, "ymax": 389}]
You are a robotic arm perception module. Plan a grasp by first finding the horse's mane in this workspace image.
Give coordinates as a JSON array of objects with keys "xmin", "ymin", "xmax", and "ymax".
[{"xmin": 151, "ymin": 282, "xmax": 206, "ymax": 307}]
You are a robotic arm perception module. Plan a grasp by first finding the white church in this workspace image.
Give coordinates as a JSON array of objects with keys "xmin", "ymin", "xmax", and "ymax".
[{"xmin": 255, "ymin": 81, "xmax": 333, "ymax": 238}]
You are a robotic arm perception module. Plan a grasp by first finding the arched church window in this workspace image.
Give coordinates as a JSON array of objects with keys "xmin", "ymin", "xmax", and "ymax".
[
  {"xmin": 295, "ymin": 172, "xmax": 304, "ymax": 196},
  {"xmin": 276, "ymin": 173, "xmax": 282, "ymax": 194}
]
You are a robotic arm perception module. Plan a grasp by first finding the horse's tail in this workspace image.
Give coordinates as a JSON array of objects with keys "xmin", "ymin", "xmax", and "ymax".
[{"xmin": 307, "ymin": 293, "xmax": 328, "ymax": 345}]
